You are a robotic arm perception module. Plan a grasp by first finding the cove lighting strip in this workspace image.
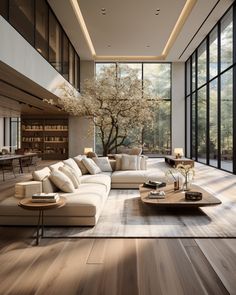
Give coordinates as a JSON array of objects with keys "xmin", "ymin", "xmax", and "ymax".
[{"xmin": 71, "ymin": 0, "xmax": 197, "ymax": 61}]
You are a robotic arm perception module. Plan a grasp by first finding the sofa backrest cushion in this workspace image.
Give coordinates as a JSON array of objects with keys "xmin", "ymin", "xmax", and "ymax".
[
  {"xmin": 82, "ymin": 158, "xmax": 102, "ymax": 175},
  {"xmin": 92, "ymin": 157, "xmax": 112, "ymax": 172},
  {"xmin": 74, "ymin": 155, "xmax": 89, "ymax": 174},
  {"xmin": 49, "ymin": 170, "xmax": 75, "ymax": 193},
  {"xmin": 32, "ymin": 167, "xmax": 50, "ymax": 181},
  {"xmin": 59, "ymin": 166, "xmax": 80, "ymax": 188},
  {"xmin": 121, "ymin": 155, "xmax": 138, "ymax": 170},
  {"xmin": 49, "ymin": 161, "xmax": 64, "ymax": 171},
  {"xmin": 42, "ymin": 176, "xmax": 59, "ymax": 193},
  {"xmin": 63, "ymin": 158, "xmax": 82, "ymax": 177},
  {"xmin": 115, "ymin": 154, "xmax": 123, "ymax": 171}
]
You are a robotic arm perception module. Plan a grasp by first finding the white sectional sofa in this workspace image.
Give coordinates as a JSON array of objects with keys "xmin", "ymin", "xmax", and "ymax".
[{"xmin": 0, "ymin": 155, "xmax": 166, "ymax": 226}]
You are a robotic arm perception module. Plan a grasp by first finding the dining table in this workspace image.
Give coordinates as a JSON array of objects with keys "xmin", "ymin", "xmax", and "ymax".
[{"xmin": 0, "ymin": 153, "xmax": 38, "ymax": 174}]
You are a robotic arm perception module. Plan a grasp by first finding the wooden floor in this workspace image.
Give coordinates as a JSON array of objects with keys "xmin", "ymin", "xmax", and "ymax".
[
  {"xmin": 0, "ymin": 159, "xmax": 236, "ymax": 294},
  {"xmin": 0, "ymin": 235, "xmax": 235, "ymax": 294}
]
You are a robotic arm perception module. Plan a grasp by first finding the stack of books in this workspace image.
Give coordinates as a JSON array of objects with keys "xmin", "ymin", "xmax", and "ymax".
[
  {"xmin": 31, "ymin": 193, "xmax": 60, "ymax": 203},
  {"xmin": 143, "ymin": 180, "xmax": 166, "ymax": 189}
]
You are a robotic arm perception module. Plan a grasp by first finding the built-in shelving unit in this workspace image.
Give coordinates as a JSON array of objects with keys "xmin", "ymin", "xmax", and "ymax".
[{"xmin": 21, "ymin": 117, "xmax": 69, "ymax": 160}]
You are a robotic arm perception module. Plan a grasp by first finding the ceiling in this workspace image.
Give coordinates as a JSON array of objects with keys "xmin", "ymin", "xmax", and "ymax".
[
  {"xmin": 48, "ymin": 0, "xmax": 234, "ymax": 61},
  {"xmin": 0, "ymin": 62, "xmax": 67, "ymax": 117}
]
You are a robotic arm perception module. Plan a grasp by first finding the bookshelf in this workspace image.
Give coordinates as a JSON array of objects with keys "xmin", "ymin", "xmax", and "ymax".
[{"xmin": 21, "ymin": 117, "xmax": 69, "ymax": 160}]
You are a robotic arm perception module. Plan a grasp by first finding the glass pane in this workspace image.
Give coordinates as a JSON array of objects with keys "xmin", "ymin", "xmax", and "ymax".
[
  {"xmin": 0, "ymin": 0, "xmax": 8, "ymax": 19},
  {"xmin": 221, "ymin": 69, "xmax": 233, "ymax": 172},
  {"xmin": 35, "ymin": 0, "xmax": 48, "ymax": 59},
  {"xmin": 9, "ymin": 0, "xmax": 34, "ymax": 45},
  {"xmin": 197, "ymin": 86, "xmax": 207, "ymax": 163},
  {"xmin": 62, "ymin": 33, "xmax": 69, "ymax": 80},
  {"xmin": 95, "ymin": 63, "xmax": 116, "ymax": 77},
  {"xmin": 197, "ymin": 40, "xmax": 207, "ymax": 88},
  {"xmin": 186, "ymin": 59, "xmax": 190, "ymax": 95},
  {"xmin": 74, "ymin": 54, "xmax": 80, "ymax": 90},
  {"xmin": 143, "ymin": 63, "xmax": 171, "ymax": 99},
  {"xmin": 209, "ymin": 79, "xmax": 218, "ymax": 167},
  {"xmin": 186, "ymin": 96, "xmax": 191, "ymax": 158},
  {"xmin": 209, "ymin": 27, "xmax": 218, "ymax": 79},
  {"xmin": 192, "ymin": 53, "xmax": 196, "ymax": 91},
  {"xmin": 192, "ymin": 93, "xmax": 196, "ymax": 160},
  {"xmin": 49, "ymin": 10, "xmax": 62, "ymax": 72},
  {"xmin": 69, "ymin": 44, "xmax": 75, "ymax": 85},
  {"xmin": 221, "ymin": 8, "xmax": 233, "ymax": 72},
  {"xmin": 119, "ymin": 63, "xmax": 142, "ymax": 79}
]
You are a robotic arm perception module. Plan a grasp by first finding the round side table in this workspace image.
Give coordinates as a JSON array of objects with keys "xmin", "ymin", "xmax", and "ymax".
[{"xmin": 18, "ymin": 197, "xmax": 66, "ymax": 245}]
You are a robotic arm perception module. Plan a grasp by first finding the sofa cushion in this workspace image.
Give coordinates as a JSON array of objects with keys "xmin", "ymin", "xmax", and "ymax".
[
  {"xmin": 32, "ymin": 167, "xmax": 50, "ymax": 181},
  {"xmin": 49, "ymin": 161, "xmax": 64, "ymax": 171},
  {"xmin": 140, "ymin": 156, "xmax": 148, "ymax": 170},
  {"xmin": 74, "ymin": 155, "xmax": 89, "ymax": 174},
  {"xmin": 112, "ymin": 170, "xmax": 149, "ymax": 183},
  {"xmin": 49, "ymin": 170, "xmax": 75, "ymax": 193},
  {"xmin": 59, "ymin": 166, "xmax": 80, "ymax": 188},
  {"xmin": 82, "ymin": 158, "xmax": 102, "ymax": 175},
  {"xmin": 42, "ymin": 176, "xmax": 59, "ymax": 193},
  {"xmin": 121, "ymin": 155, "xmax": 138, "ymax": 170},
  {"xmin": 63, "ymin": 158, "xmax": 82, "ymax": 178},
  {"xmin": 115, "ymin": 154, "xmax": 122, "ymax": 170},
  {"xmin": 92, "ymin": 157, "xmax": 112, "ymax": 172},
  {"xmin": 80, "ymin": 174, "xmax": 111, "ymax": 191}
]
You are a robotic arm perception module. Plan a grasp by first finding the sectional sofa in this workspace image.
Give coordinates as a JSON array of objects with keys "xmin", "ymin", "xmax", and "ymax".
[{"xmin": 0, "ymin": 155, "xmax": 166, "ymax": 226}]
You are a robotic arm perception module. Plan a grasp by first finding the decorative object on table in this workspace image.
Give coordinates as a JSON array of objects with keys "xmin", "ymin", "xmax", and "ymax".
[
  {"xmin": 148, "ymin": 190, "xmax": 165, "ymax": 199},
  {"xmin": 176, "ymin": 164, "xmax": 195, "ymax": 191},
  {"xmin": 84, "ymin": 147, "xmax": 93, "ymax": 155},
  {"xmin": 174, "ymin": 148, "xmax": 184, "ymax": 159},
  {"xmin": 143, "ymin": 181, "xmax": 166, "ymax": 189},
  {"xmin": 185, "ymin": 191, "xmax": 202, "ymax": 201},
  {"xmin": 165, "ymin": 168, "xmax": 179, "ymax": 191},
  {"xmin": 15, "ymin": 181, "xmax": 42, "ymax": 199},
  {"xmin": 31, "ymin": 192, "xmax": 60, "ymax": 203}
]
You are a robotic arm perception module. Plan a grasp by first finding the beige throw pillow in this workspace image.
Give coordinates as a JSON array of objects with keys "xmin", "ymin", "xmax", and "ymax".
[
  {"xmin": 74, "ymin": 155, "xmax": 89, "ymax": 174},
  {"xmin": 81, "ymin": 158, "xmax": 102, "ymax": 175},
  {"xmin": 59, "ymin": 166, "xmax": 80, "ymax": 188},
  {"xmin": 42, "ymin": 176, "xmax": 58, "ymax": 193},
  {"xmin": 92, "ymin": 157, "xmax": 112, "ymax": 172},
  {"xmin": 115, "ymin": 154, "xmax": 123, "ymax": 171},
  {"xmin": 49, "ymin": 161, "xmax": 64, "ymax": 171},
  {"xmin": 49, "ymin": 170, "xmax": 75, "ymax": 193},
  {"xmin": 121, "ymin": 155, "xmax": 138, "ymax": 170},
  {"xmin": 32, "ymin": 167, "xmax": 50, "ymax": 181},
  {"xmin": 63, "ymin": 158, "xmax": 82, "ymax": 178}
]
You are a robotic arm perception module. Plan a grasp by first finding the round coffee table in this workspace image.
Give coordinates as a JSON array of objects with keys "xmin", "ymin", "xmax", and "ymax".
[{"xmin": 19, "ymin": 197, "xmax": 66, "ymax": 245}]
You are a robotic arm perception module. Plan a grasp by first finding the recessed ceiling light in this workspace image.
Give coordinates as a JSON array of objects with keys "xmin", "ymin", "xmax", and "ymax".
[
  {"xmin": 146, "ymin": 45, "xmax": 150, "ymax": 48},
  {"xmin": 107, "ymin": 45, "xmax": 111, "ymax": 48}
]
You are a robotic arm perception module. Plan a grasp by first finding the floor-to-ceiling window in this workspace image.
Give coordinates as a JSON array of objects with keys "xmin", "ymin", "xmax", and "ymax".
[
  {"xmin": 95, "ymin": 62, "xmax": 171, "ymax": 156},
  {"xmin": 185, "ymin": 6, "xmax": 234, "ymax": 173}
]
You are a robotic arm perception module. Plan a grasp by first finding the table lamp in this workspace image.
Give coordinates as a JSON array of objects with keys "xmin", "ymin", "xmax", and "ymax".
[
  {"xmin": 84, "ymin": 147, "xmax": 93, "ymax": 155},
  {"xmin": 174, "ymin": 148, "xmax": 184, "ymax": 159}
]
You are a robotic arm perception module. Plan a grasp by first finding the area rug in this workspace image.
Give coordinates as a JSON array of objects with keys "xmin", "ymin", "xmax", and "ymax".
[{"xmin": 45, "ymin": 186, "xmax": 236, "ymax": 238}]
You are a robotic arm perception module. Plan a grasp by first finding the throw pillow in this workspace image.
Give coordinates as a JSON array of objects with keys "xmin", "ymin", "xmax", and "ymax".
[
  {"xmin": 92, "ymin": 157, "xmax": 112, "ymax": 172},
  {"xmin": 59, "ymin": 166, "xmax": 80, "ymax": 189},
  {"xmin": 81, "ymin": 158, "xmax": 102, "ymax": 175},
  {"xmin": 49, "ymin": 161, "xmax": 64, "ymax": 171},
  {"xmin": 140, "ymin": 156, "xmax": 147, "ymax": 170},
  {"xmin": 32, "ymin": 167, "xmax": 50, "ymax": 181},
  {"xmin": 121, "ymin": 155, "xmax": 138, "ymax": 170},
  {"xmin": 63, "ymin": 158, "xmax": 82, "ymax": 178},
  {"xmin": 74, "ymin": 155, "xmax": 89, "ymax": 174},
  {"xmin": 49, "ymin": 170, "xmax": 75, "ymax": 193}
]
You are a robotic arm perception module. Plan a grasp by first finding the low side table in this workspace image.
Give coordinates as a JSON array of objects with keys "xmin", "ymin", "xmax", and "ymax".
[
  {"xmin": 165, "ymin": 156, "xmax": 194, "ymax": 167},
  {"xmin": 18, "ymin": 197, "xmax": 66, "ymax": 245}
]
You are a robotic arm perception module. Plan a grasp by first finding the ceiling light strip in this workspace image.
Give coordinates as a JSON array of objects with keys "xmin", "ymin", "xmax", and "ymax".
[
  {"xmin": 95, "ymin": 55, "xmax": 164, "ymax": 61},
  {"xmin": 70, "ymin": 0, "xmax": 96, "ymax": 57},
  {"xmin": 162, "ymin": 0, "xmax": 197, "ymax": 58}
]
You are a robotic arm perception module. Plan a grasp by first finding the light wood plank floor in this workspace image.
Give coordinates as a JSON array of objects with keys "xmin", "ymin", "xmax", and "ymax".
[{"xmin": 0, "ymin": 236, "xmax": 235, "ymax": 294}]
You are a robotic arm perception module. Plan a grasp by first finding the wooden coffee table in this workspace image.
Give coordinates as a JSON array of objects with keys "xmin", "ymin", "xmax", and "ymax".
[
  {"xmin": 139, "ymin": 184, "xmax": 221, "ymax": 208},
  {"xmin": 19, "ymin": 197, "xmax": 66, "ymax": 245},
  {"xmin": 165, "ymin": 155, "xmax": 194, "ymax": 167}
]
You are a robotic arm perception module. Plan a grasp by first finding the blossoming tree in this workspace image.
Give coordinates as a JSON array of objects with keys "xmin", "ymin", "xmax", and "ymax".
[{"xmin": 47, "ymin": 65, "xmax": 159, "ymax": 156}]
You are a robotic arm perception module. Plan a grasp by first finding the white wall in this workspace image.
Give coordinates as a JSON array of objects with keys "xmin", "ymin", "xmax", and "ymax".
[
  {"xmin": 0, "ymin": 16, "xmax": 74, "ymax": 96},
  {"xmin": 171, "ymin": 62, "xmax": 185, "ymax": 155},
  {"xmin": 69, "ymin": 61, "xmax": 95, "ymax": 157}
]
